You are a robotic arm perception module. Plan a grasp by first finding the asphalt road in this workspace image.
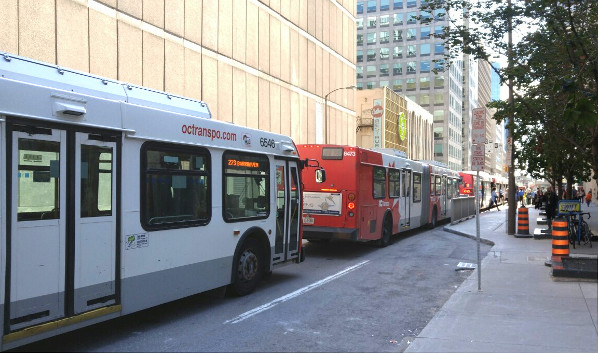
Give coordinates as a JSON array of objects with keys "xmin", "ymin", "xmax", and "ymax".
[{"xmin": 13, "ymin": 226, "xmax": 490, "ymax": 352}]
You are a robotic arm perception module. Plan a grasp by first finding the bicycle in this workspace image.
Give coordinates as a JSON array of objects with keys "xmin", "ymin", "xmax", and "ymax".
[{"xmin": 568, "ymin": 212, "xmax": 593, "ymax": 248}]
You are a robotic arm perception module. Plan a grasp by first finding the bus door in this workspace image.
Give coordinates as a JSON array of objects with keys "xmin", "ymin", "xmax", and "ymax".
[
  {"xmin": 73, "ymin": 132, "xmax": 117, "ymax": 314},
  {"xmin": 273, "ymin": 160, "xmax": 301, "ymax": 263},
  {"xmin": 7, "ymin": 124, "xmax": 118, "ymax": 332},
  {"xmin": 441, "ymin": 175, "xmax": 447, "ymax": 216},
  {"xmin": 401, "ymin": 169, "xmax": 412, "ymax": 228}
]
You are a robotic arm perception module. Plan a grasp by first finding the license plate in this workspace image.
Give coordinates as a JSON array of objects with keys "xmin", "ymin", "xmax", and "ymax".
[{"xmin": 302, "ymin": 215, "xmax": 314, "ymax": 225}]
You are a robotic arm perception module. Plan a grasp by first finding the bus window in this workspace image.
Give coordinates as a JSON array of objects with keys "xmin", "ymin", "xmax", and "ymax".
[
  {"xmin": 373, "ymin": 167, "xmax": 387, "ymax": 199},
  {"xmin": 17, "ymin": 139, "xmax": 60, "ymax": 221},
  {"xmin": 413, "ymin": 172, "xmax": 422, "ymax": 202},
  {"xmin": 435, "ymin": 175, "xmax": 441, "ymax": 195},
  {"xmin": 142, "ymin": 143, "xmax": 210, "ymax": 229},
  {"xmin": 81, "ymin": 145, "xmax": 113, "ymax": 217},
  {"xmin": 223, "ymin": 151, "xmax": 269, "ymax": 221},
  {"xmin": 389, "ymin": 169, "xmax": 400, "ymax": 198}
]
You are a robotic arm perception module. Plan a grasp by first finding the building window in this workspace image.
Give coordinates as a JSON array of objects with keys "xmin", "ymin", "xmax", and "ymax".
[
  {"xmin": 420, "ymin": 77, "xmax": 430, "ymax": 89},
  {"xmin": 380, "ymin": 0, "xmax": 390, "ymax": 11},
  {"xmin": 435, "ymin": 8, "xmax": 446, "ymax": 20},
  {"xmin": 356, "ymin": 82, "xmax": 364, "ymax": 90},
  {"xmin": 357, "ymin": 34, "xmax": 364, "ymax": 46},
  {"xmin": 366, "ymin": 81, "xmax": 376, "ymax": 89},
  {"xmin": 434, "ymin": 43, "xmax": 444, "ymax": 55},
  {"xmin": 380, "ymin": 80, "xmax": 390, "ymax": 88},
  {"xmin": 420, "ymin": 94, "xmax": 430, "ymax": 105},
  {"xmin": 357, "ymin": 66, "xmax": 363, "ymax": 79},
  {"xmin": 435, "ymin": 25, "xmax": 444, "ymax": 36},
  {"xmin": 380, "ymin": 47, "xmax": 390, "ymax": 59},
  {"xmin": 420, "ymin": 43, "xmax": 430, "ymax": 56},
  {"xmin": 407, "ymin": 11, "xmax": 417, "ymax": 24},
  {"xmin": 435, "ymin": 59, "xmax": 445, "ymax": 71},
  {"xmin": 367, "ymin": 32, "xmax": 377, "ymax": 44},
  {"xmin": 357, "ymin": 50, "xmax": 363, "ymax": 62},
  {"xmin": 380, "ymin": 64, "xmax": 390, "ymax": 76},
  {"xmin": 434, "ymin": 144, "xmax": 443, "ymax": 157},
  {"xmin": 393, "ymin": 13, "xmax": 403, "ymax": 25},
  {"xmin": 392, "ymin": 79, "xmax": 403, "ymax": 91},
  {"xmin": 393, "ymin": 46, "xmax": 403, "ymax": 58},
  {"xmin": 380, "ymin": 15, "xmax": 390, "ymax": 27},
  {"xmin": 421, "ymin": 26, "xmax": 430, "ymax": 39},
  {"xmin": 393, "ymin": 0, "xmax": 403, "ymax": 9},
  {"xmin": 367, "ymin": 0, "xmax": 376, "ymax": 12},
  {"xmin": 393, "ymin": 29, "xmax": 403, "ymax": 41},
  {"xmin": 421, "ymin": 11, "xmax": 432, "ymax": 23},
  {"xmin": 434, "ymin": 75, "xmax": 445, "ymax": 88},
  {"xmin": 407, "ymin": 0, "xmax": 417, "ymax": 7},
  {"xmin": 434, "ymin": 127, "xmax": 443, "ymax": 139},
  {"xmin": 368, "ymin": 16, "xmax": 377, "ymax": 28},
  {"xmin": 393, "ymin": 63, "xmax": 403, "ymax": 75},
  {"xmin": 406, "ymin": 28, "xmax": 416, "ymax": 40},
  {"xmin": 433, "ymin": 110, "xmax": 444, "ymax": 122},
  {"xmin": 406, "ymin": 78, "xmax": 416, "ymax": 90},
  {"xmin": 407, "ymin": 61, "xmax": 417, "ymax": 73},
  {"xmin": 434, "ymin": 93, "xmax": 444, "ymax": 105},
  {"xmin": 407, "ymin": 45, "xmax": 416, "ymax": 56},
  {"xmin": 357, "ymin": 18, "xmax": 363, "ymax": 30},
  {"xmin": 357, "ymin": 1, "xmax": 364, "ymax": 14},
  {"xmin": 367, "ymin": 65, "xmax": 377, "ymax": 78},
  {"xmin": 420, "ymin": 61, "xmax": 430, "ymax": 72},
  {"xmin": 367, "ymin": 49, "xmax": 376, "ymax": 61},
  {"xmin": 380, "ymin": 31, "xmax": 390, "ymax": 43}
]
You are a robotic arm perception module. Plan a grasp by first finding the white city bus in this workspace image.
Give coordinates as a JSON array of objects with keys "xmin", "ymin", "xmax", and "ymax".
[{"xmin": 0, "ymin": 54, "xmax": 305, "ymax": 350}]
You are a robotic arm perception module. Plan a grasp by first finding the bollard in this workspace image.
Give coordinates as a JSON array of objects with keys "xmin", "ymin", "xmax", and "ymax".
[
  {"xmin": 517, "ymin": 207, "xmax": 529, "ymax": 235},
  {"xmin": 550, "ymin": 218, "xmax": 569, "ymax": 270}
]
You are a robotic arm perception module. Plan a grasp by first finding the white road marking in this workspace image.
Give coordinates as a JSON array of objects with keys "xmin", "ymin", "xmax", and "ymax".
[{"xmin": 223, "ymin": 260, "xmax": 370, "ymax": 324}]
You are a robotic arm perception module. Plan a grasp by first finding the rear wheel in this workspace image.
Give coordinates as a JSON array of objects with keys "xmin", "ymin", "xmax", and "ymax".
[
  {"xmin": 378, "ymin": 216, "xmax": 392, "ymax": 248},
  {"xmin": 230, "ymin": 238, "xmax": 264, "ymax": 296}
]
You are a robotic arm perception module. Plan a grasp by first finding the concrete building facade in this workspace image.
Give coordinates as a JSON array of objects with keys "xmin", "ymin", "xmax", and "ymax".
[
  {"xmin": 355, "ymin": 87, "xmax": 433, "ymax": 160},
  {"xmin": 355, "ymin": 0, "xmax": 463, "ymax": 170},
  {"xmin": 0, "ymin": 0, "xmax": 357, "ymax": 145}
]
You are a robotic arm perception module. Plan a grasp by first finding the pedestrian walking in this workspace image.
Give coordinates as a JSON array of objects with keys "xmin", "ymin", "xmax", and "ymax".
[
  {"xmin": 545, "ymin": 187, "xmax": 559, "ymax": 229},
  {"xmin": 490, "ymin": 187, "xmax": 500, "ymax": 211},
  {"xmin": 585, "ymin": 190, "xmax": 592, "ymax": 207},
  {"xmin": 579, "ymin": 188, "xmax": 586, "ymax": 203}
]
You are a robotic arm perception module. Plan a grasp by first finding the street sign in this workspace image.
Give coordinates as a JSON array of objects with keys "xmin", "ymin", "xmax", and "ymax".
[
  {"xmin": 371, "ymin": 104, "xmax": 383, "ymax": 118},
  {"xmin": 472, "ymin": 107, "xmax": 486, "ymax": 144},
  {"xmin": 472, "ymin": 144, "xmax": 485, "ymax": 171}
]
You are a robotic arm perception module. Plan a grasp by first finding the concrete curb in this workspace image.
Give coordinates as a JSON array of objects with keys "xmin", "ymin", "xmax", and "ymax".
[{"xmin": 442, "ymin": 226, "xmax": 495, "ymax": 246}]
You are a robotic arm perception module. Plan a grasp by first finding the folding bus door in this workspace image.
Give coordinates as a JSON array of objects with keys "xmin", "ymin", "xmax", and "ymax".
[
  {"xmin": 73, "ymin": 132, "xmax": 117, "ymax": 314},
  {"xmin": 273, "ymin": 160, "xmax": 301, "ymax": 263},
  {"xmin": 9, "ymin": 126, "xmax": 67, "ymax": 330},
  {"xmin": 441, "ymin": 175, "xmax": 447, "ymax": 216},
  {"xmin": 7, "ymin": 124, "xmax": 119, "ymax": 333}
]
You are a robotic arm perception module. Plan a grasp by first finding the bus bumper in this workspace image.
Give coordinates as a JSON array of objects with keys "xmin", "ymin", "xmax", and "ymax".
[{"xmin": 303, "ymin": 226, "xmax": 359, "ymax": 241}]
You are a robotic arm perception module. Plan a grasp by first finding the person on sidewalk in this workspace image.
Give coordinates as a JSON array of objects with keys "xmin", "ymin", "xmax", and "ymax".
[
  {"xmin": 585, "ymin": 190, "xmax": 592, "ymax": 207},
  {"xmin": 490, "ymin": 187, "xmax": 500, "ymax": 211},
  {"xmin": 545, "ymin": 187, "xmax": 559, "ymax": 229}
]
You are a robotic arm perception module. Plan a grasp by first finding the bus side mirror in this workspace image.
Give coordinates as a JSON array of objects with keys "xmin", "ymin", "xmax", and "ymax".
[{"xmin": 316, "ymin": 169, "xmax": 326, "ymax": 183}]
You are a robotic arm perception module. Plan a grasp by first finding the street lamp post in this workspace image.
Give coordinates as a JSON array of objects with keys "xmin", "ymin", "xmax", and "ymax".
[{"xmin": 324, "ymin": 85, "xmax": 356, "ymax": 144}]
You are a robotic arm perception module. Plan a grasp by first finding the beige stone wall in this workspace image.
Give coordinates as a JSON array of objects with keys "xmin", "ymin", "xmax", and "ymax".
[{"xmin": 0, "ymin": 0, "xmax": 356, "ymax": 145}]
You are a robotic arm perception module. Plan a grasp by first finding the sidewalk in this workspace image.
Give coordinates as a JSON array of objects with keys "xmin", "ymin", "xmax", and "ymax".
[{"xmin": 404, "ymin": 203, "xmax": 598, "ymax": 353}]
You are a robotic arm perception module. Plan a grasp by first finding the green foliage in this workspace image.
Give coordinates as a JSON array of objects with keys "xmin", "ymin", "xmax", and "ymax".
[{"xmin": 422, "ymin": 0, "xmax": 598, "ymax": 182}]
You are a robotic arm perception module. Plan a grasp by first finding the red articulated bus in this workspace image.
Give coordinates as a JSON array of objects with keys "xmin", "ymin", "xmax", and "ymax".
[
  {"xmin": 297, "ymin": 145, "xmax": 461, "ymax": 246},
  {"xmin": 459, "ymin": 171, "xmax": 508, "ymax": 208}
]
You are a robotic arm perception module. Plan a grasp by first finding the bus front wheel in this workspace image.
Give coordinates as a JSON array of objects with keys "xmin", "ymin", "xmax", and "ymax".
[{"xmin": 230, "ymin": 238, "xmax": 264, "ymax": 296}]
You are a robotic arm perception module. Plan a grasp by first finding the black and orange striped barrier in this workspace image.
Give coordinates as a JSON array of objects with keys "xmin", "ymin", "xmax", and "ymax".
[
  {"xmin": 551, "ymin": 218, "xmax": 569, "ymax": 270},
  {"xmin": 517, "ymin": 207, "xmax": 529, "ymax": 235}
]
